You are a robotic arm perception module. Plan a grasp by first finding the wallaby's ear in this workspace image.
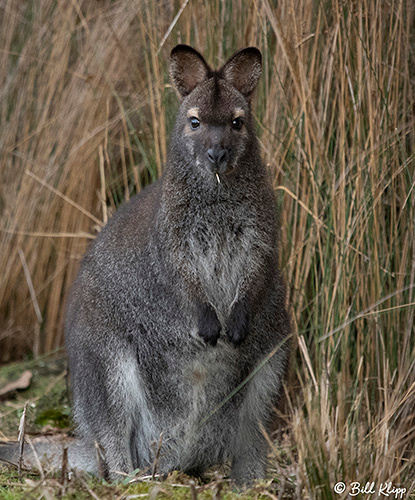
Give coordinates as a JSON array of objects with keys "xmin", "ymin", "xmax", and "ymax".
[
  {"xmin": 170, "ymin": 45, "xmax": 211, "ymax": 98},
  {"xmin": 220, "ymin": 47, "xmax": 262, "ymax": 97}
]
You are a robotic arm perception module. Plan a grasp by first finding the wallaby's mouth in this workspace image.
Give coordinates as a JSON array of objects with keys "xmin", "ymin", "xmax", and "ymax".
[
  {"xmin": 209, "ymin": 164, "xmax": 235, "ymax": 186},
  {"xmin": 208, "ymin": 161, "xmax": 236, "ymax": 184}
]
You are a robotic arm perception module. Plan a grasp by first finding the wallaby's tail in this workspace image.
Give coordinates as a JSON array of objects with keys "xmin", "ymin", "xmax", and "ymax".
[
  {"xmin": 0, "ymin": 437, "xmax": 98, "ymax": 475},
  {"xmin": 0, "ymin": 441, "xmax": 20, "ymax": 466}
]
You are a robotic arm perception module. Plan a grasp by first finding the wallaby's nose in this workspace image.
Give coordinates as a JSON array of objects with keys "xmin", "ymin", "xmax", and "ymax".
[{"xmin": 207, "ymin": 148, "xmax": 228, "ymax": 171}]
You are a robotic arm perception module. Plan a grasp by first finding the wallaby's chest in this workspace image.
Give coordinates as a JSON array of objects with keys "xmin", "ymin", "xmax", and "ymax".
[{"xmin": 184, "ymin": 212, "xmax": 259, "ymax": 319}]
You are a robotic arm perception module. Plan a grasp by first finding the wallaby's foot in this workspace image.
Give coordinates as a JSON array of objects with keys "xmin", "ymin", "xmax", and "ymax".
[
  {"xmin": 197, "ymin": 303, "xmax": 222, "ymax": 346},
  {"xmin": 226, "ymin": 301, "xmax": 249, "ymax": 345},
  {"xmin": 182, "ymin": 466, "xmax": 205, "ymax": 482},
  {"xmin": 230, "ymin": 458, "xmax": 266, "ymax": 489}
]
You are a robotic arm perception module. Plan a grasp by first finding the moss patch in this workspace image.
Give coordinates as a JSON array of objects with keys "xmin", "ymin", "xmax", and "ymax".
[{"xmin": 0, "ymin": 354, "xmax": 71, "ymax": 437}]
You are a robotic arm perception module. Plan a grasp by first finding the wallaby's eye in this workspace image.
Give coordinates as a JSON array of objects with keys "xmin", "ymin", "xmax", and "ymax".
[
  {"xmin": 231, "ymin": 117, "xmax": 243, "ymax": 131},
  {"xmin": 190, "ymin": 117, "xmax": 200, "ymax": 129}
]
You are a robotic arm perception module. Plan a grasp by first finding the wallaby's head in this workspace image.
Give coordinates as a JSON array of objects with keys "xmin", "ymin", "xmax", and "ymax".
[{"xmin": 169, "ymin": 45, "xmax": 262, "ymax": 183}]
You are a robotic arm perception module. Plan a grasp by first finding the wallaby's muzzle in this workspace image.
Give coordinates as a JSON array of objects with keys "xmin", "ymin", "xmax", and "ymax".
[{"xmin": 207, "ymin": 146, "xmax": 229, "ymax": 174}]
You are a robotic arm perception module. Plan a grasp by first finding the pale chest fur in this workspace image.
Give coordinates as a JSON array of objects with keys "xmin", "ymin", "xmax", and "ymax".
[{"xmin": 185, "ymin": 213, "xmax": 261, "ymax": 322}]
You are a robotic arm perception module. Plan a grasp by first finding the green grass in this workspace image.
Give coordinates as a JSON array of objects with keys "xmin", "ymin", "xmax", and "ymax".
[{"xmin": 0, "ymin": 356, "xmax": 69, "ymax": 436}]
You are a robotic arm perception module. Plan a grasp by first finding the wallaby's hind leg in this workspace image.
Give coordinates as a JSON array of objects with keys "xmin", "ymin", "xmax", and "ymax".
[
  {"xmin": 69, "ymin": 339, "xmax": 155, "ymax": 479},
  {"xmin": 230, "ymin": 347, "xmax": 289, "ymax": 486}
]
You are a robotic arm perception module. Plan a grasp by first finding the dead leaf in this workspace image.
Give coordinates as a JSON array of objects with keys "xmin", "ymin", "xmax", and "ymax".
[{"xmin": 0, "ymin": 370, "xmax": 32, "ymax": 399}]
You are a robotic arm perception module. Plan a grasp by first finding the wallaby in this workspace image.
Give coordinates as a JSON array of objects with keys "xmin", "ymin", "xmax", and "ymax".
[{"xmin": 0, "ymin": 45, "xmax": 291, "ymax": 486}]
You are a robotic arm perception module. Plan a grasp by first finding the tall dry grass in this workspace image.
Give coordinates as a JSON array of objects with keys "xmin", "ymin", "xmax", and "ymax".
[
  {"xmin": 0, "ymin": 0, "xmax": 414, "ymax": 496},
  {"xmin": 0, "ymin": 0, "xmax": 169, "ymax": 357}
]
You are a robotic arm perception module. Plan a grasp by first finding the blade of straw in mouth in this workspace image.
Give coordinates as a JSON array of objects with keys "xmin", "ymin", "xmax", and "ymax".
[{"xmin": 216, "ymin": 173, "xmax": 221, "ymax": 184}]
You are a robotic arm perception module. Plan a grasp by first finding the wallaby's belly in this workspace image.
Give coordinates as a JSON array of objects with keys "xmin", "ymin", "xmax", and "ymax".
[{"xmin": 143, "ymin": 337, "xmax": 243, "ymax": 471}]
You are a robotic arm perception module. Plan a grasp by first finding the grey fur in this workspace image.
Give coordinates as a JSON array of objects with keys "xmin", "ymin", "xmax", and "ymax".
[{"xmin": 5, "ymin": 46, "xmax": 292, "ymax": 486}]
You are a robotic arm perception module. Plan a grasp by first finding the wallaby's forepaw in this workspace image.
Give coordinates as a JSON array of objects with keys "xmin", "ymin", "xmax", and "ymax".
[
  {"xmin": 198, "ymin": 303, "xmax": 221, "ymax": 346},
  {"xmin": 226, "ymin": 301, "xmax": 249, "ymax": 345}
]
